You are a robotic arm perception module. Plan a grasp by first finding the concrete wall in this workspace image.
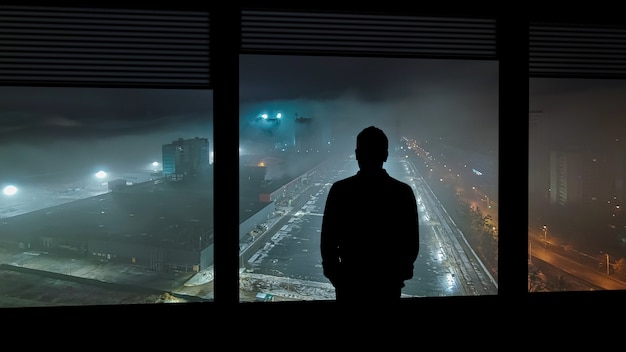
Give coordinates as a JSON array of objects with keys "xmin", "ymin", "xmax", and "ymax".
[{"xmin": 239, "ymin": 202, "xmax": 275, "ymax": 241}]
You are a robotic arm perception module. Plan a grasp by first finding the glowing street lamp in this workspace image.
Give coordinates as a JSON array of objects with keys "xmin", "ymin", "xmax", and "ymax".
[
  {"xmin": 2, "ymin": 184, "xmax": 19, "ymax": 219},
  {"xmin": 2, "ymin": 185, "xmax": 18, "ymax": 196},
  {"xmin": 94, "ymin": 170, "xmax": 108, "ymax": 192},
  {"xmin": 260, "ymin": 112, "xmax": 281, "ymax": 120}
]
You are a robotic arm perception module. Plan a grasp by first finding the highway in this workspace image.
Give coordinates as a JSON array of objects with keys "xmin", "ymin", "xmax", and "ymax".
[
  {"xmin": 239, "ymin": 151, "xmax": 499, "ymax": 301},
  {"xmin": 529, "ymin": 230, "xmax": 626, "ymax": 291}
]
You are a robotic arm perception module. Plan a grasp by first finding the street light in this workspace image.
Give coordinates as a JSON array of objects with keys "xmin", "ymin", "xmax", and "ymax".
[
  {"xmin": 542, "ymin": 225, "xmax": 548, "ymax": 242},
  {"xmin": 94, "ymin": 170, "xmax": 108, "ymax": 192},
  {"xmin": 1, "ymin": 185, "xmax": 19, "ymax": 219},
  {"xmin": 2, "ymin": 185, "xmax": 18, "ymax": 196}
]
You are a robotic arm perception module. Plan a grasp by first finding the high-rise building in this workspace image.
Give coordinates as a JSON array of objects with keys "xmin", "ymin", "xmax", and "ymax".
[
  {"xmin": 548, "ymin": 144, "xmax": 623, "ymax": 208},
  {"xmin": 162, "ymin": 137, "xmax": 210, "ymax": 180},
  {"xmin": 550, "ymin": 149, "xmax": 584, "ymax": 206}
]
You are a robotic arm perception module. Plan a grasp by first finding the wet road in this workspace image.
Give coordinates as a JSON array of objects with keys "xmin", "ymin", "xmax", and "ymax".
[{"xmin": 243, "ymin": 154, "xmax": 498, "ymax": 300}]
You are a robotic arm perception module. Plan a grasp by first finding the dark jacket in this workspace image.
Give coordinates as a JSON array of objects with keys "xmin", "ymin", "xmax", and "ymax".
[{"xmin": 320, "ymin": 168, "xmax": 419, "ymax": 293}]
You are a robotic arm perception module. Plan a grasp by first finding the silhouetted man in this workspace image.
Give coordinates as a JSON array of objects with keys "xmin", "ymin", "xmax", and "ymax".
[{"xmin": 320, "ymin": 126, "xmax": 419, "ymax": 303}]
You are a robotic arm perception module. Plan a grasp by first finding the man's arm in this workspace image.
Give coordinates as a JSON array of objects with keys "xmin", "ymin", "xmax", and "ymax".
[
  {"xmin": 400, "ymin": 185, "xmax": 420, "ymax": 281},
  {"xmin": 320, "ymin": 185, "xmax": 341, "ymax": 286}
]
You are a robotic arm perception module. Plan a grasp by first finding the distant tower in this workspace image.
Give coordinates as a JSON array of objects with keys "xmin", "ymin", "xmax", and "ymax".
[
  {"xmin": 162, "ymin": 137, "xmax": 210, "ymax": 180},
  {"xmin": 295, "ymin": 115, "xmax": 310, "ymax": 151},
  {"xmin": 295, "ymin": 115, "xmax": 322, "ymax": 152},
  {"xmin": 549, "ymin": 148, "xmax": 584, "ymax": 206}
]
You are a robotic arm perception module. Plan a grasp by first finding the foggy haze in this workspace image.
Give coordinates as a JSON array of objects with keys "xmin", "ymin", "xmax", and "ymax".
[
  {"xmin": 530, "ymin": 78, "xmax": 626, "ymax": 148},
  {"xmin": 0, "ymin": 55, "xmax": 499, "ymax": 185},
  {"xmin": 529, "ymin": 77, "xmax": 626, "ymax": 293},
  {"xmin": 0, "ymin": 87, "xmax": 213, "ymax": 182},
  {"xmin": 239, "ymin": 54, "xmax": 499, "ymax": 158}
]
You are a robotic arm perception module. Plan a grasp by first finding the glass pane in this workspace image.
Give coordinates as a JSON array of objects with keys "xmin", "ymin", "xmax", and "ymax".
[
  {"xmin": 0, "ymin": 87, "xmax": 214, "ymax": 307},
  {"xmin": 239, "ymin": 55, "xmax": 499, "ymax": 302},
  {"xmin": 529, "ymin": 78, "xmax": 626, "ymax": 292}
]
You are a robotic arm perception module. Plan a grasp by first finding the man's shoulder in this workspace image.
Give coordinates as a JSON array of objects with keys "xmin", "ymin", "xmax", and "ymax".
[
  {"xmin": 331, "ymin": 175, "xmax": 358, "ymax": 186},
  {"xmin": 386, "ymin": 174, "xmax": 412, "ymax": 189}
]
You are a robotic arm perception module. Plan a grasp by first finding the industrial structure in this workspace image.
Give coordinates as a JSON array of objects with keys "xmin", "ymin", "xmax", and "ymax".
[{"xmin": 0, "ymin": 136, "xmax": 215, "ymax": 275}]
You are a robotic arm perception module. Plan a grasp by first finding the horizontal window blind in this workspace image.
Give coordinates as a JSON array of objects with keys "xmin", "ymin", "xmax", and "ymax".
[
  {"xmin": 0, "ymin": 5, "xmax": 210, "ymax": 88},
  {"xmin": 241, "ymin": 9, "xmax": 497, "ymax": 59},
  {"xmin": 530, "ymin": 22, "xmax": 626, "ymax": 79}
]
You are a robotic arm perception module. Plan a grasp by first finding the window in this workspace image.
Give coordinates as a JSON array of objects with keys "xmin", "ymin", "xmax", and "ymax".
[
  {"xmin": 0, "ymin": 3, "xmax": 548, "ymax": 316},
  {"xmin": 0, "ymin": 86, "xmax": 214, "ymax": 307},
  {"xmin": 238, "ymin": 9, "xmax": 499, "ymax": 302},
  {"xmin": 529, "ymin": 20, "xmax": 626, "ymax": 292},
  {"xmin": 0, "ymin": 4, "xmax": 214, "ymax": 308}
]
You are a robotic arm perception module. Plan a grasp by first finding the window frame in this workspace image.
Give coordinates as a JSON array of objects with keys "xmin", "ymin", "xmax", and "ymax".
[{"xmin": 0, "ymin": 2, "xmax": 536, "ymax": 315}]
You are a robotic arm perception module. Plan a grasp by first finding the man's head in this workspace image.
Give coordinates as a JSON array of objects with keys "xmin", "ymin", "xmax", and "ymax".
[{"xmin": 355, "ymin": 126, "xmax": 388, "ymax": 169}]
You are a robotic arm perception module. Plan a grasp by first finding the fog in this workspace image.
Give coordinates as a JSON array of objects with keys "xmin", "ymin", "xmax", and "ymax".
[
  {"xmin": 239, "ymin": 54, "xmax": 499, "ymax": 181},
  {"xmin": 528, "ymin": 77, "xmax": 626, "ymax": 291},
  {"xmin": 0, "ymin": 55, "xmax": 498, "ymax": 186},
  {"xmin": 530, "ymin": 77, "xmax": 626, "ymax": 147},
  {"xmin": 240, "ymin": 55, "xmax": 499, "ymax": 144},
  {"xmin": 0, "ymin": 87, "xmax": 213, "ymax": 184}
]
